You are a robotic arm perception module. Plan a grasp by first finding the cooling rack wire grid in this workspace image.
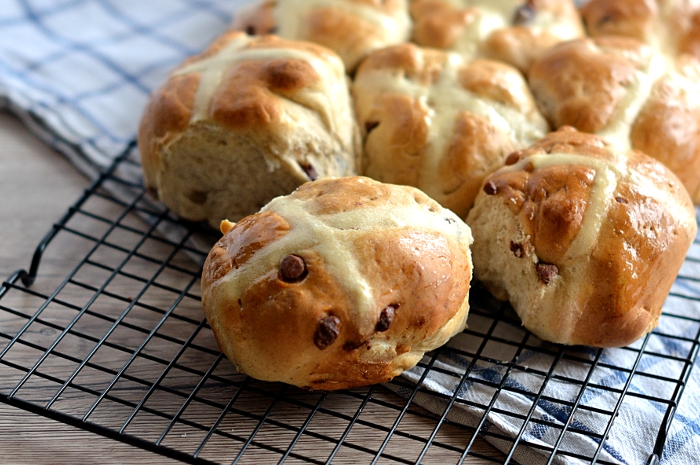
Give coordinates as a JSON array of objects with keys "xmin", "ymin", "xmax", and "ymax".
[{"xmin": 1, "ymin": 143, "xmax": 698, "ymax": 465}]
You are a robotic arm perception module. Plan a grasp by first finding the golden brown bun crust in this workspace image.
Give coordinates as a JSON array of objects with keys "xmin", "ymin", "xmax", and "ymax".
[
  {"xmin": 630, "ymin": 55, "xmax": 700, "ymax": 204},
  {"xmin": 230, "ymin": 0, "xmax": 412, "ymax": 72},
  {"xmin": 528, "ymin": 37, "xmax": 700, "ymax": 203},
  {"xmin": 230, "ymin": 0, "xmax": 277, "ymax": 35},
  {"xmin": 352, "ymin": 43, "xmax": 548, "ymax": 217},
  {"xmin": 410, "ymin": 0, "xmax": 472, "ymax": 50},
  {"xmin": 139, "ymin": 31, "xmax": 333, "ymax": 171},
  {"xmin": 138, "ymin": 74, "xmax": 198, "ymax": 189},
  {"xmin": 528, "ymin": 36, "xmax": 649, "ymax": 133},
  {"xmin": 581, "ymin": 0, "xmax": 700, "ymax": 62},
  {"xmin": 410, "ymin": 0, "xmax": 585, "ymax": 73},
  {"xmin": 165, "ymin": 32, "xmax": 336, "ymax": 131},
  {"xmin": 466, "ymin": 127, "xmax": 697, "ymax": 347},
  {"xmin": 138, "ymin": 31, "xmax": 359, "ymax": 228},
  {"xmin": 201, "ymin": 177, "xmax": 473, "ymax": 390}
]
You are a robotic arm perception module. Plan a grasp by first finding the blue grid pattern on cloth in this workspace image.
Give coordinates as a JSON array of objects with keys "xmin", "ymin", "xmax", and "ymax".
[
  {"xmin": 388, "ymin": 233, "xmax": 700, "ymax": 465},
  {"xmin": 1, "ymin": 1, "xmax": 700, "ymax": 464}
]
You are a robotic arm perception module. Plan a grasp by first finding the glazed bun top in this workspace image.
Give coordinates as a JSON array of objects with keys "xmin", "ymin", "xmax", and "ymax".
[
  {"xmin": 410, "ymin": 0, "xmax": 585, "ymax": 72},
  {"xmin": 183, "ymin": 32, "xmax": 345, "ymax": 130},
  {"xmin": 581, "ymin": 0, "xmax": 700, "ymax": 62},
  {"xmin": 491, "ymin": 127, "xmax": 697, "ymax": 267},
  {"xmin": 231, "ymin": 0, "xmax": 412, "ymax": 72}
]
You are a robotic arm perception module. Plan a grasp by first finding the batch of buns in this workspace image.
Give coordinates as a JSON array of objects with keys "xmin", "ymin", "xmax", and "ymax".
[{"xmin": 138, "ymin": 0, "xmax": 700, "ymax": 390}]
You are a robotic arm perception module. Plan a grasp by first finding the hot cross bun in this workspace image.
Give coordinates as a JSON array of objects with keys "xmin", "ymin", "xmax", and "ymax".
[
  {"xmin": 201, "ymin": 176, "xmax": 473, "ymax": 390},
  {"xmin": 466, "ymin": 127, "xmax": 697, "ymax": 347},
  {"xmin": 352, "ymin": 43, "xmax": 549, "ymax": 217},
  {"xmin": 138, "ymin": 31, "xmax": 360, "ymax": 228}
]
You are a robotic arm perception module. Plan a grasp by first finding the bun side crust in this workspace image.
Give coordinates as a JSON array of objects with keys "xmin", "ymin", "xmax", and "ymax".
[
  {"xmin": 467, "ymin": 128, "xmax": 697, "ymax": 347},
  {"xmin": 138, "ymin": 74, "xmax": 198, "ymax": 190},
  {"xmin": 201, "ymin": 177, "xmax": 473, "ymax": 390},
  {"xmin": 138, "ymin": 31, "xmax": 359, "ymax": 227}
]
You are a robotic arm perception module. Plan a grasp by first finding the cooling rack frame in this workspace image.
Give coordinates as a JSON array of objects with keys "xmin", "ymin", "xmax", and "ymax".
[{"xmin": 1, "ymin": 143, "xmax": 698, "ymax": 465}]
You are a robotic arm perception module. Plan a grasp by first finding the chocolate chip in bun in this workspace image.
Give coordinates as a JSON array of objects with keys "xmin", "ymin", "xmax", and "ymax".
[
  {"xmin": 138, "ymin": 31, "xmax": 360, "ymax": 229},
  {"xmin": 352, "ymin": 42, "xmax": 549, "ymax": 218},
  {"xmin": 201, "ymin": 176, "xmax": 474, "ymax": 390},
  {"xmin": 529, "ymin": 36, "xmax": 700, "ymax": 203},
  {"xmin": 231, "ymin": 0, "xmax": 412, "ymax": 72},
  {"xmin": 466, "ymin": 127, "xmax": 697, "ymax": 348},
  {"xmin": 410, "ymin": 0, "xmax": 585, "ymax": 73}
]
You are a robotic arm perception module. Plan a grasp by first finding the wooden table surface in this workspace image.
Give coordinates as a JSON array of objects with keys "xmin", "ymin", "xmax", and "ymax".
[
  {"xmin": 0, "ymin": 111, "xmax": 501, "ymax": 464},
  {"xmin": 0, "ymin": 111, "xmax": 186, "ymax": 464}
]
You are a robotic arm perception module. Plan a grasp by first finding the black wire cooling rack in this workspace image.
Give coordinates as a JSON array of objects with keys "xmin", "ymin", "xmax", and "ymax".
[{"xmin": 1, "ymin": 143, "xmax": 699, "ymax": 465}]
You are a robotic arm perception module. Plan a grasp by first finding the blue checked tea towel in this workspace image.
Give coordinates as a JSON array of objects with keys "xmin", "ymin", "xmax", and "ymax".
[{"xmin": 1, "ymin": 1, "xmax": 700, "ymax": 464}]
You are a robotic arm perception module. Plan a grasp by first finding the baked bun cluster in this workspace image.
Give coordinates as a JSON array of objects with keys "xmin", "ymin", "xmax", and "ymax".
[
  {"xmin": 231, "ymin": 0, "xmax": 412, "ymax": 72},
  {"xmin": 410, "ymin": 0, "xmax": 585, "ymax": 73},
  {"xmin": 466, "ymin": 127, "xmax": 697, "ymax": 347},
  {"xmin": 528, "ymin": 35, "xmax": 700, "ymax": 203},
  {"xmin": 352, "ymin": 43, "xmax": 549, "ymax": 217},
  {"xmin": 138, "ymin": 31, "xmax": 359, "ymax": 228},
  {"xmin": 201, "ymin": 176, "xmax": 473, "ymax": 390},
  {"xmin": 136, "ymin": 0, "xmax": 700, "ymax": 385}
]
